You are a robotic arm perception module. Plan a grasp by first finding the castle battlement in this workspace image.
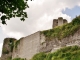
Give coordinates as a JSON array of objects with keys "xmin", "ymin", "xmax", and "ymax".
[{"xmin": 52, "ymin": 17, "xmax": 67, "ymax": 28}]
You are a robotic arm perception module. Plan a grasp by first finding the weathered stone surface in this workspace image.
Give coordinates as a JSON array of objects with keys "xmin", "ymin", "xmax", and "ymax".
[
  {"xmin": 52, "ymin": 17, "xmax": 67, "ymax": 28},
  {"xmin": 1, "ymin": 38, "xmax": 16, "ymax": 60},
  {"xmin": 12, "ymin": 31, "xmax": 41, "ymax": 60}
]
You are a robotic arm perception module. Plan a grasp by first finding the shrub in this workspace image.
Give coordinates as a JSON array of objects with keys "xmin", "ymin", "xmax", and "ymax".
[{"xmin": 13, "ymin": 58, "xmax": 26, "ymax": 60}]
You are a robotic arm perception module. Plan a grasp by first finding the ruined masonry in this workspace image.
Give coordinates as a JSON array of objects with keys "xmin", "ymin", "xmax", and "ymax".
[
  {"xmin": 52, "ymin": 17, "xmax": 67, "ymax": 28},
  {"xmin": 1, "ymin": 17, "xmax": 80, "ymax": 60}
]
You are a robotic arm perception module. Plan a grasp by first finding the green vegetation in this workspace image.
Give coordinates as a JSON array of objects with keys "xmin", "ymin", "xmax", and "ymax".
[
  {"xmin": 0, "ymin": 0, "xmax": 29, "ymax": 24},
  {"xmin": 32, "ymin": 53, "xmax": 46, "ymax": 60},
  {"xmin": 14, "ymin": 37, "xmax": 24, "ymax": 49},
  {"xmin": 7, "ymin": 57, "xmax": 12, "ymax": 60},
  {"xmin": 2, "ymin": 48, "xmax": 9, "ymax": 54},
  {"xmin": 14, "ymin": 40, "xmax": 20, "ymax": 49},
  {"xmin": 41, "ymin": 16, "xmax": 80, "ymax": 40},
  {"xmin": 31, "ymin": 45, "xmax": 80, "ymax": 60},
  {"xmin": 13, "ymin": 58, "xmax": 26, "ymax": 60},
  {"xmin": 8, "ymin": 38, "xmax": 16, "ymax": 52}
]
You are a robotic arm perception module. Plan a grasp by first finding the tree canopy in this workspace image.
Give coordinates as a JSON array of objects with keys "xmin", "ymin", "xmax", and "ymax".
[{"xmin": 0, "ymin": 0, "xmax": 31, "ymax": 24}]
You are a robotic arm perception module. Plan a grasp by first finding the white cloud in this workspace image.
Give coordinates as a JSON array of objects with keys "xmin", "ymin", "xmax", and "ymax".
[
  {"xmin": 0, "ymin": 0, "xmax": 80, "ymax": 57},
  {"xmin": 0, "ymin": 43, "xmax": 3, "ymax": 57},
  {"xmin": 1, "ymin": 0, "xmax": 75, "ymax": 39}
]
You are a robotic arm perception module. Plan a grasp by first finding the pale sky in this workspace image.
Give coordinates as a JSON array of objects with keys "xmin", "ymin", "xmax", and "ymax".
[{"xmin": 0, "ymin": 0, "xmax": 80, "ymax": 56}]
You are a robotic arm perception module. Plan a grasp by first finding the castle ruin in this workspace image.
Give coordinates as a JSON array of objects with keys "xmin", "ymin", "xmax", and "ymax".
[
  {"xmin": 52, "ymin": 17, "xmax": 67, "ymax": 28},
  {"xmin": 1, "ymin": 17, "xmax": 80, "ymax": 60}
]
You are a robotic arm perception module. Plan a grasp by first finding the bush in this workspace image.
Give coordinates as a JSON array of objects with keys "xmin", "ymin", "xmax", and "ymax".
[{"xmin": 13, "ymin": 58, "xmax": 26, "ymax": 60}]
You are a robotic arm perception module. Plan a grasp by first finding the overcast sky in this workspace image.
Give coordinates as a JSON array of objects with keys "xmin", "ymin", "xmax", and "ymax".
[{"xmin": 0, "ymin": 0, "xmax": 80, "ymax": 56}]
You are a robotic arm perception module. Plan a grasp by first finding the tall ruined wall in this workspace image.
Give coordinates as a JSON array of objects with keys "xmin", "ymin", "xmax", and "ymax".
[
  {"xmin": 52, "ymin": 19, "xmax": 58, "ymax": 28},
  {"xmin": 12, "ymin": 31, "xmax": 44, "ymax": 60},
  {"xmin": 58, "ymin": 17, "xmax": 63, "ymax": 26},
  {"xmin": 1, "ymin": 31, "xmax": 45, "ymax": 60},
  {"xmin": 1, "ymin": 38, "xmax": 16, "ymax": 60},
  {"xmin": 52, "ymin": 17, "xmax": 67, "ymax": 28}
]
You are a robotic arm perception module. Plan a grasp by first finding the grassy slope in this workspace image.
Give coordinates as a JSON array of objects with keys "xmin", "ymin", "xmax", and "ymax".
[
  {"xmin": 31, "ymin": 45, "xmax": 80, "ymax": 60},
  {"xmin": 41, "ymin": 16, "xmax": 80, "ymax": 40}
]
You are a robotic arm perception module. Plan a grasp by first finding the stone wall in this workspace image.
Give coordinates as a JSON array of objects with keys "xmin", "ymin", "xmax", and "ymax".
[
  {"xmin": 1, "ymin": 38, "xmax": 16, "ymax": 60},
  {"xmin": 52, "ymin": 17, "xmax": 67, "ymax": 28},
  {"xmin": 52, "ymin": 19, "xmax": 58, "ymax": 28},
  {"xmin": 12, "ymin": 31, "xmax": 42, "ymax": 60},
  {"xmin": 58, "ymin": 17, "xmax": 63, "ymax": 26}
]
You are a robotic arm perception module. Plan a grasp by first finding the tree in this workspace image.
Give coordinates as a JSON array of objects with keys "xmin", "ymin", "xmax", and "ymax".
[{"xmin": 0, "ymin": 0, "xmax": 31, "ymax": 24}]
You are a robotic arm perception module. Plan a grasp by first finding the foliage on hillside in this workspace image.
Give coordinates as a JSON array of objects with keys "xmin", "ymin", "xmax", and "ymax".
[
  {"xmin": 14, "ymin": 40, "xmax": 20, "ymax": 49},
  {"xmin": 41, "ymin": 16, "xmax": 80, "ymax": 40},
  {"xmin": 12, "ymin": 58, "xmax": 26, "ymax": 60},
  {"xmin": 31, "ymin": 45, "xmax": 80, "ymax": 60},
  {"xmin": 14, "ymin": 37, "xmax": 25, "ymax": 49}
]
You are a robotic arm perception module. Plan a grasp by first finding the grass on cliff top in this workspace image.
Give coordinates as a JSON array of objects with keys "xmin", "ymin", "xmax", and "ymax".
[
  {"xmin": 13, "ymin": 58, "xmax": 26, "ymax": 60},
  {"xmin": 31, "ymin": 45, "xmax": 80, "ymax": 60},
  {"xmin": 41, "ymin": 16, "xmax": 80, "ymax": 40}
]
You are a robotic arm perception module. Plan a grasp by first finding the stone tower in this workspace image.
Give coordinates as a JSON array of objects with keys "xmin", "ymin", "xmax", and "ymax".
[
  {"xmin": 1, "ymin": 38, "xmax": 16, "ymax": 60},
  {"xmin": 52, "ymin": 17, "xmax": 67, "ymax": 28}
]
